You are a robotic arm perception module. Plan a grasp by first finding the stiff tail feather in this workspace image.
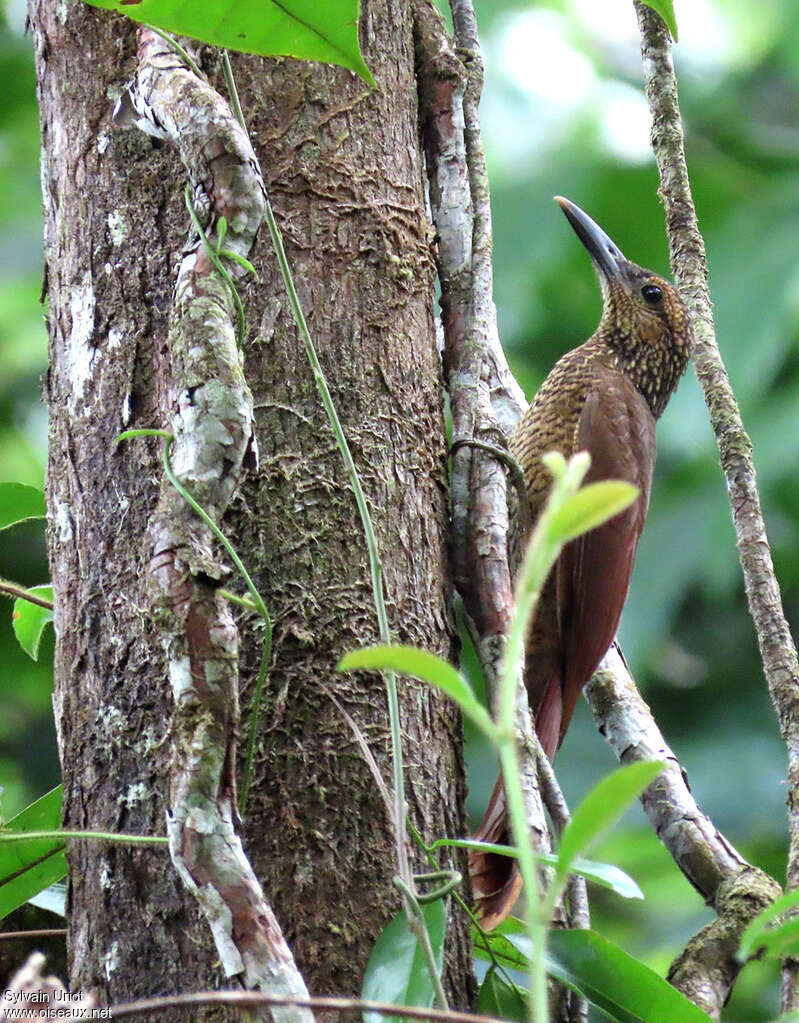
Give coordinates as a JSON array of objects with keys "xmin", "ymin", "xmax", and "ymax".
[
  {"xmin": 469, "ymin": 675, "xmax": 563, "ymax": 928},
  {"xmin": 468, "ymin": 777, "xmax": 522, "ymax": 931}
]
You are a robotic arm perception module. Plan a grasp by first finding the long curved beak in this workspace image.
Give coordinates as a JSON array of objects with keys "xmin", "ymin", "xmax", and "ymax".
[{"xmin": 554, "ymin": 196, "xmax": 627, "ymax": 282}]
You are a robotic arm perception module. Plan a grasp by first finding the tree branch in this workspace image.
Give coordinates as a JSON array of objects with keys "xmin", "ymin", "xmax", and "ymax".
[
  {"xmin": 413, "ymin": 8, "xmax": 592, "ymax": 1018},
  {"xmin": 108, "ymin": 989, "xmax": 506, "ymax": 1022},
  {"xmin": 116, "ymin": 28, "xmax": 311, "ymax": 1023},
  {"xmin": 586, "ymin": 645, "xmax": 781, "ymax": 1017},
  {"xmin": 634, "ymin": 2, "xmax": 799, "ymax": 1009},
  {"xmin": 0, "ymin": 580, "xmax": 53, "ymax": 610},
  {"xmin": 411, "ymin": 0, "xmax": 550, "ymax": 910}
]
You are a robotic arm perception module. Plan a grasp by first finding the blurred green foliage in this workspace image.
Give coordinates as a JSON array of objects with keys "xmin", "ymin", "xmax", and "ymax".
[
  {"xmin": 0, "ymin": 10, "xmax": 55, "ymax": 825},
  {"xmin": 462, "ymin": 1, "xmax": 799, "ymax": 1018},
  {"xmin": 1, "ymin": 0, "xmax": 798, "ymax": 1017}
]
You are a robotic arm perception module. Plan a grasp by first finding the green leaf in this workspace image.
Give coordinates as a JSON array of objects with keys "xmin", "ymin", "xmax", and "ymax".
[
  {"xmin": 639, "ymin": 0, "xmax": 679, "ymax": 41},
  {"xmin": 740, "ymin": 887, "xmax": 799, "ymax": 957},
  {"xmin": 0, "ymin": 482, "xmax": 45, "ymax": 531},
  {"xmin": 555, "ymin": 762, "xmax": 663, "ymax": 888},
  {"xmin": 547, "ymin": 481, "xmax": 639, "ymax": 545},
  {"xmin": 541, "ymin": 450, "xmax": 568, "ymax": 480},
  {"xmin": 361, "ymin": 901, "xmax": 446, "ymax": 1023},
  {"xmin": 78, "ymin": 0, "xmax": 374, "ymax": 83},
  {"xmin": 13, "ymin": 584, "xmax": 54, "ymax": 660},
  {"xmin": 28, "ymin": 881, "xmax": 67, "ymax": 917},
  {"xmin": 477, "ymin": 969, "xmax": 528, "ymax": 1023},
  {"xmin": 433, "ymin": 840, "xmax": 643, "ymax": 900},
  {"xmin": 338, "ymin": 645, "xmax": 497, "ymax": 738},
  {"xmin": 546, "ymin": 930, "xmax": 711, "ymax": 1023},
  {"xmin": 753, "ymin": 916, "xmax": 799, "ymax": 960},
  {"xmin": 216, "ymin": 216, "xmax": 228, "ymax": 251},
  {"xmin": 738, "ymin": 887, "xmax": 799, "ymax": 961},
  {"xmin": 0, "ymin": 788, "xmax": 66, "ymax": 921},
  {"xmin": 472, "ymin": 918, "xmax": 531, "ymax": 974},
  {"xmin": 489, "ymin": 926, "xmax": 711, "ymax": 1023},
  {"xmin": 570, "ymin": 857, "xmax": 644, "ymax": 900},
  {"xmin": 221, "ymin": 249, "xmax": 259, "ymax": 276}
]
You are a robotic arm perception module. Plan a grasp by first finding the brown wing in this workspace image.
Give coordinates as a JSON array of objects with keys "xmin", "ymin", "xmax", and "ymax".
[
  {"xmin": 554, "ymin": 377, "xmax": 656, "ymax": 745},
  {"xmin": 471, "ymin": 370, "xmax": 656, "ymax": 927}
]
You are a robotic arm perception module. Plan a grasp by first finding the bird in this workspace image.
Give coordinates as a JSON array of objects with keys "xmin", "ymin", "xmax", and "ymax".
[{"xmin": 469, "ymin": 197, "xmax": 693, "ymax": 929}]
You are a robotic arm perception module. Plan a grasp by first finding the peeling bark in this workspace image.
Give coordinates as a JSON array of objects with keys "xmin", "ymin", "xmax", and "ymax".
[{"xmin": 111, "ymin": 29, "xmax": 311, "ymax": 1022}]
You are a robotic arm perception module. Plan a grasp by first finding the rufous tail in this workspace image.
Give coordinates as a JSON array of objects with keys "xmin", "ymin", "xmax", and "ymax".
[{"xmin": 469, "ymin": 675, "xmax": 562, "ymax": 929}]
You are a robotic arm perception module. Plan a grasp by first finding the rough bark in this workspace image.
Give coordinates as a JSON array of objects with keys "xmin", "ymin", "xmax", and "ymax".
[
  {"xmin": 31, "ymin": 3, "xmax": 221, "ymax": 1014},
  {"xmin": 31, "ymin": 0, "xmax": 472, "ymax": 1013},
  {"xmin": 229, "ymin": 3, "xmax": 473, "ymax": 999}
]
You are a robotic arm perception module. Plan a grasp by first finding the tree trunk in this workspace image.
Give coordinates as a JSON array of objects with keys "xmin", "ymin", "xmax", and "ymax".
[{"xmin": 30, "ymin": 0, "xmax": 473, "ymax": 1012}]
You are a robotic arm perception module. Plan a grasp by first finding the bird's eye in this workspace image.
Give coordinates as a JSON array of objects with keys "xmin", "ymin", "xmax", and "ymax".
[{"xmin": 642, "ymin": 283, "xmax": 663, "ymax": 305}]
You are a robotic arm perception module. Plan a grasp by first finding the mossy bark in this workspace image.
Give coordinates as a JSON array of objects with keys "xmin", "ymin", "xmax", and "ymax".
[{"xmin": 31, "ymin": 0, "xmax": 472, "ymax": 1013}]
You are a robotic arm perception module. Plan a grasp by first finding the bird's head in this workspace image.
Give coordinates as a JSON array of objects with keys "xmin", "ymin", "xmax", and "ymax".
[{"xmin": 555, "ymin": 196, "xmax": 693, "ymax": 417}]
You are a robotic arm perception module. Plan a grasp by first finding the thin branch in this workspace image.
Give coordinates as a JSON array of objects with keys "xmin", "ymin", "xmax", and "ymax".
[
  {"xmin": 444, "ymin": 0, "xmax": 538, "ymax": 827},
  {"xmin": 107, "ymin": 990, "xmax": 505, "ymax": 1022},
  {"xmin": 140, "ymin": 424, "xmax": 273, "ymax": 815},
  {"xmin": 0, "ymin": 930, "xmax": 66, "ymax": 942},
  {"xmin": 0, "ymin": 829, "xmax": 166, "ymax": 844},
  {"xmin": 588, "ymin": 645, "xmax": 772, "ymax": 901},
  {"xmin": 413, "ymin": 0, "xmax": 523, "ymax": 636},
  {"xmin": 0, "ymin": 580, "xmax": 53, "ymax": 610},
  {"xmin": 327, "ymin": 689, "xmax": 395, "ymax": 826},
  {"xmin": 586, "ymin": 644, "xmax": 781, "ymax": 1016},
  {"xmin": 634, "ymin": 3, "xmax": 799, "ymax": 1010}
]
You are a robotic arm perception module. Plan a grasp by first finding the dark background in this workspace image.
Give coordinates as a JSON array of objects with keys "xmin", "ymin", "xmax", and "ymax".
[{"xmin": 1, "ymin": 0, "xmax": 796, "ymax": 1016}]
